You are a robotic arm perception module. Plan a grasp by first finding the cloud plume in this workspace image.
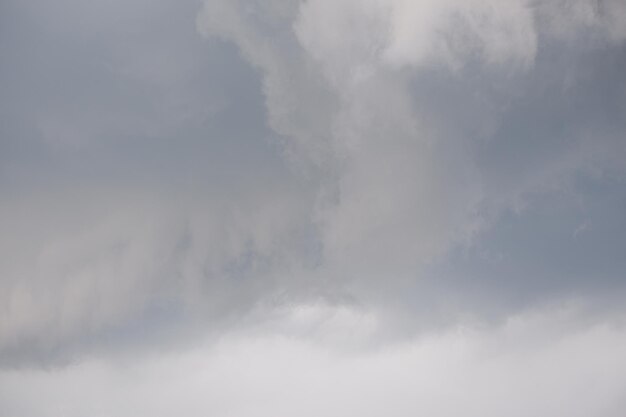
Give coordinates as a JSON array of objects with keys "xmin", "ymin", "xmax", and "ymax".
[{"xmin": 1, "ymin": 0, "xmax": 625, "ymax": 414}]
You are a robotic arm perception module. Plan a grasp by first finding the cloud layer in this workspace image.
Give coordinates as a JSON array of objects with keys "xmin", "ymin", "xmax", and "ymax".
[
  {"xmin": 1, "ymin": 0, "xmax": 626, "ymax": 414},
  {"xmin": 2, "ymin": 305, "xmax": 626, "ymax": 417}
]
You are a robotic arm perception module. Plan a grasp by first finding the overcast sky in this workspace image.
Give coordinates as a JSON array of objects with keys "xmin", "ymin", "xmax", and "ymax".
[{"xmin": 1, "ymin": 0, "xmax": 626, "ymax": 415}]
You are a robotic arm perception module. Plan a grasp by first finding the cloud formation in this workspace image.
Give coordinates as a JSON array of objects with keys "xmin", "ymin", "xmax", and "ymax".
[
  {"xmin": 2, "ymin": 304, "xmax": 626, "ymax": 417},
  {"xmin": 1, "ymin": 0, "xmax": 626, "ymax": 414},
  {"xmin": 197, "ymin": 0, "xmax": 626, "ymax": 297}
]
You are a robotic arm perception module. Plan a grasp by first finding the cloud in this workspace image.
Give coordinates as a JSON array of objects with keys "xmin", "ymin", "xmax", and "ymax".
[
  {"xmin": 1, "ymin": 0, "xmax": 625, "ymax": 379},
  {"xmin": 1, "ymin": 0, "xmax": 626, "ymax": 414},
  {"xmin": 197, "ymin": 0, "xmax": 626, "ymax": 291},
  {"xmin": 295, "ymin": 0, "xmax": 538, "ymax": 75},
  {"xmin": 537, "ymin": 0, "xmax": 626, "ymax": 42},
  {"xmin": 2, "ymin": 305, "xmax": 626, "ymax": 417},
  {"xmin": 0, "ymin": 174, "xmax": 316, "ymax": 365},
  {"xmin": 0, "ymin": 0, "xmax": 316, "ymax": 364}
]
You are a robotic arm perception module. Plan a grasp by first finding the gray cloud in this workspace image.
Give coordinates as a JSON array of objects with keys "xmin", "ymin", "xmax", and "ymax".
[
  {"xmin": 196, "ymin": 0, "xmax": 626, "ymax": 296},
  {"xmin": 0, "ymin": 0, "xmax": 318, "ymax": 365},
  {"xmin": 1, "ymin": 0, "xmax": 626, "ymax": 413}
]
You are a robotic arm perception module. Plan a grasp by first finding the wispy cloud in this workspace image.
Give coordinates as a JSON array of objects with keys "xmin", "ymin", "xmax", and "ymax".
[{"xmin": 1, "ymin": 0, "xmax": 625, "ymax": 414}]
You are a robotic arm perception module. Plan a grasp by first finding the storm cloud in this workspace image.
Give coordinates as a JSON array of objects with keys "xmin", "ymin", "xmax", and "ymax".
[{"xmin": 1, "ymin": 0, "xmax": 626, "ymax": 415}]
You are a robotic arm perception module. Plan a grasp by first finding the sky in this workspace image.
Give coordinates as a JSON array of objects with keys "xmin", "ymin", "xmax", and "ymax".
[{"xmin": 1, "ymin": 0, "xmax": 626, "ymax": 415}]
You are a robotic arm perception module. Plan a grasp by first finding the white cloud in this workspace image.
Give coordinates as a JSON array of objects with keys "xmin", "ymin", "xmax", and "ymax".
[
  {"xmin": 295, "ymin": 0, "xmax": 538, "ymax": 76},
  {"xmin": 2, "ymin": 305, "xmax": 625, "ymax": 417}
]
